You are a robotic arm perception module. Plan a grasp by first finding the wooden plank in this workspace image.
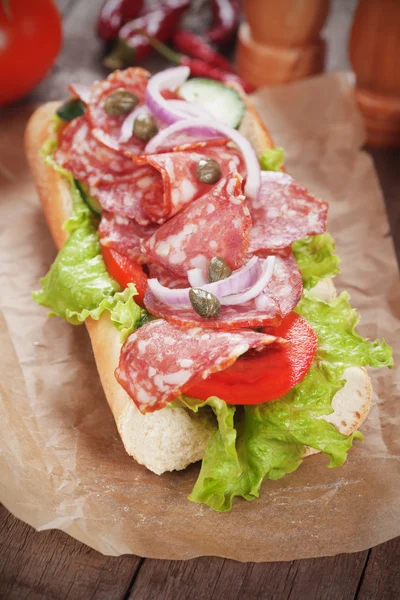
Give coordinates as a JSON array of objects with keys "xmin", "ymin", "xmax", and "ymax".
[
  {"xmin": 128, "ymin": 551, "xmax": 368, "ymax": 600},
  {"xmin": 356, "ymin": 538, "xmax": 400, "ymax": 600},
  {"xmin": 0, "ymin": 505, "xmax": 142, "ymax": 600}
]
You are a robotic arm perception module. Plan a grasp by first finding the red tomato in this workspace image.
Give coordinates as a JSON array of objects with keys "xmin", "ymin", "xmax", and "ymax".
[
  {"xmin": 187, "ymin": 313, "xmax": 317, "ymax": 404},
  {"xmin": 101, "ymin": 246, "xmax": 148, "ymax": 306},
  {"xmin": 0, "ymin": 0, "xmax": 62, "ymax": 106}
]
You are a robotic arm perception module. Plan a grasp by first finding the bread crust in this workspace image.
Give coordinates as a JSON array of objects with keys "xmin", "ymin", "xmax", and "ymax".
[{"xmin": 25, "ymin": 101, "xmax": 372, "ymax": 475}]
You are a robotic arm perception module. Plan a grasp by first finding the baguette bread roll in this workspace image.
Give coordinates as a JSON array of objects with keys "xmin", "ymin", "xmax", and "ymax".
[{"xmin": 25, "ymin": 101, "xmax": 372, "ymax": 475}]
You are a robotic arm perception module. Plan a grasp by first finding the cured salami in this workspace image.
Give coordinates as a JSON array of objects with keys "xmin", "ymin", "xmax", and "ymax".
[
  {"xmin": 99, "ymin": 212, "xmax": 157, "ymax": 263},
  {"xmin": 115, "ymin": 319, "xmax": 282, "ymax": 412},
  {"xmin": 87, "ymin": 68, "xmax": 149, "ymax": 158},
  {"xmin": 147, "ymin": 263, "xmax": 189, "ymax": 289},
  {"xmin": 54, "ymin": 116, "xmax": 136, "ymax": 187},
  {"xmin": 144, "ymin": 254, "xmax": 303, "ymax": 329},
  {"xmin": 249, "ymin": 172, "xmax": 328, "ymax": 255},
  {"xmin": 135, "ymin": 144, "xmax": 245, "ymax": 223},
  {"xmin": 141, "ymin": 172, "xmax": 251, "ymax": 277},
  {"xmin": 93, "ymin": 166, "xmax": 159, "ymax": 226}
]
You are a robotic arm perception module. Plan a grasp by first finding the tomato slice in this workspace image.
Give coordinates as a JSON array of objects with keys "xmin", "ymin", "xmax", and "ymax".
[
  {"xmin": 186, "ymin": 313, "xmax": 317, "ymax": 404},
  {"xmin": 101, "ymin": 246, "xmax": 148, "ymax": 306}
]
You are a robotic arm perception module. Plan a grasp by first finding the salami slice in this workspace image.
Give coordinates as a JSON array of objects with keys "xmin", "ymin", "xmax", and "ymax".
[
  {"xmin": 115, "ymin": 320, "xmax": 282, "ymax": 412},
  {"xmin": 249, "ymin": 172, "xmax": 328, "ymax": 255},
  {"xmin": 87, "ymin": 68, "xmax": 149, "ymax": 158},
  {"xmin": 135, "ymin": 144, "xmax": 245, "ymax": 223},
  {"xmin": 99, "ymin": 212, "xmax": 157, "ymax": 263},
  {"xmin": 93, "ymin": 165, "xmax": 160, "ymax": 226},
  {"xmin": 147, "ymin": 263, "xmax": 189, "ymax": 289},
  {"xmin": 54, "ymin": 116, "xmax": 136, "ymax": 187},
  {"xmin": 144, "ymin": 254, "xmax": 303, "ymax": 329},
  {"xmin": 141, "ymin": 172, "xmax": 251, "ymax": 277}
]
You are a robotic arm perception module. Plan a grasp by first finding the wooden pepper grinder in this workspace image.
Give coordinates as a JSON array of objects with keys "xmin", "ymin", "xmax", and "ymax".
[
  {"xmin": 349, "ymin": 0, "xmax": 400, "ymax": 148},
  {"xmin": 236, "ymin": 0, "xmax": 330, "ymax": 88}
]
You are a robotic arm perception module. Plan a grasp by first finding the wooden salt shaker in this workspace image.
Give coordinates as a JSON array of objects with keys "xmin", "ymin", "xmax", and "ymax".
[
  {"xmin": 236, "ymin": 0, "xmax": 330, "ymax": 88},
  {"xmin": 349, "ymin": 0, "xmax": 400, "ymax": 148}
]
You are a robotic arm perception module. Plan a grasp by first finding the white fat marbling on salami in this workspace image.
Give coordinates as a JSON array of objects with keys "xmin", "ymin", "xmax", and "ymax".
[
  {"xmin": 93, "ymin": 165, "xmax": 161, "ymax": 225},
  {"xmin": 98, "ymin": 212, "xmax": 157, "ymax": 263},
  {"xmin": 54, "ymin": 116, "xmax": 136, "ymax": 187},
  {"xmin": 115, "ymin": 320, "xmax": 281, "ymax": 412},
  {"xmin": 134, "ymin": 144, "xmax": 245, "ymax": 224},
  {"xmin": 86, "ymin": 67, "xmax": 149, "ymax": 158},
  {"xmin": 147, "ymin": 263, "xmax": 189, "ymax": 289},
  {"xmin": 144, "ymin": 254, "xmax": 303, "ymax": 329},
  {"xmin": 249, "ymin": 172, "xmax": 328, "ymax": 255},
  {"xmin": 141, "ymin": 172, "xmax": 251, "ymax": 277}
]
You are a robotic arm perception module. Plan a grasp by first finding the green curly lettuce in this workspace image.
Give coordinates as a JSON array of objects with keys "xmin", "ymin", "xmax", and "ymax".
[
  {"xmin": 33, "ymin": 139, "xmax": 142, "ymax": 340},
  {"xmin": 292, "ymin": 233, "xmax": 341, "ymax": 289},
  {"xmin": 259, "ymin": 147, "xmax": 285, "ymax": 171},
  {"xmin": 187, "ymin": 292, "xmax": 393, "ymax": 511}
]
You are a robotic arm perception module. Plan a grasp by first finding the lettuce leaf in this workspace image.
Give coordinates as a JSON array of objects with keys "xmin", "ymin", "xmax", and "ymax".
[
  {"xmin": 259, "ymin": 147, "xmax": 285, "ymax": 171},
  {"xmin": 33, "ymin": 155, "xmax": 142, "ymax": 340},
  {"xmin": 188, "ymin": 292, "xmax": 393, "ymax": 511},
  {"xmin": 292, "ymin": 233, "xmax": 341, "ymax": 288}
]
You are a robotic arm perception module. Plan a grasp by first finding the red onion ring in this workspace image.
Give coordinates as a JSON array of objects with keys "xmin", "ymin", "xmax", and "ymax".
[
  {"xmin": 220, "ymin": 257, "xmax": 276, "ymax": 305},
  {"xmin": 68, "ymin": 83, "xmax": 91, "ymax": 104},
  {"xmin": 145, "ymin": 118, "xmax": 261, "ymax": 201},
  {"xmin": 145, "ymin": 66, "xmax": 192, "ymax": 125},
  {"xmin": 148, "ymin": 256, "xmax": 263, "ymax": 307},
  {"xmin": 166, "ymin": 99, "xmax": 213, "ymax": 120}
]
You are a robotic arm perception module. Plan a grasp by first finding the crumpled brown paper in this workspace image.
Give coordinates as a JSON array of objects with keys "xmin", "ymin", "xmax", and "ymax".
[{"xmin": 0, "ymin": 73, "xmax": 399, "ymax": 562}]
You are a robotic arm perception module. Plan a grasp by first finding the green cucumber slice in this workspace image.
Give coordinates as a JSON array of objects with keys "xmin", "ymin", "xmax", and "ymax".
[
  {"xmin": 179, "ymin": 78, "xmax": 245, "ymax": 129},
  {"xmin": 56, "ymin": 98, "xmax": 85, "ymax": 122},
  {"xmin": 75, "ymin": 179, "xmax": 102, "ymax": 216}
]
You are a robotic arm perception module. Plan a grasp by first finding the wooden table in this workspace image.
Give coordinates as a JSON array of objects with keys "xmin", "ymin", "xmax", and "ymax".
[{"xmin": 1, "ymin": 1, "xmax": 399, "ymax": 598}]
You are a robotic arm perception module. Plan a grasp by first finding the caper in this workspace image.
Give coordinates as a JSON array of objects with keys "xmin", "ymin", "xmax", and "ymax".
[
  {"xmin": 189, "ymin": 288, "xmax": 221, "ymax": 319},
  {"xmin": 196, "ymin": 158, "xmax": 222, "ymax": 185},
  {"xmin": 104, "ymin": 89, "xmax": 139, "ymax": 116},
  {"xmin": 133, "ymin": 113, "xmax": 158, "ymax": 141},
  {"xmin": 208, "ymin": 256, "xmax": 232, "ymax": 283}
]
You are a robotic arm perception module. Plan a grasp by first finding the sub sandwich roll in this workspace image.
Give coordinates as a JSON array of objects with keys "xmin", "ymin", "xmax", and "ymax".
[{"xmin": 26, "ymin": 68, "xmax": 392, "ymax": 510}]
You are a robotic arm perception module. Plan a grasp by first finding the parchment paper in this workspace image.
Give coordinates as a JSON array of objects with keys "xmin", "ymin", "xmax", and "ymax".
[{"xmin": 1, "ymin": 73, "xmax": 399, "ymax": 562}]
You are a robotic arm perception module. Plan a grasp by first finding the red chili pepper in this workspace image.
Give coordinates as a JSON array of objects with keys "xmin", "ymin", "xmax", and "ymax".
[
  {"xmin": 97, "ymin": 0, "xmax": 144, "ymax": 42},
  {"xmin": 104, "ymin": 1, "xmax": 190, "ymax": 69},
  {"xmin": 206, "ymin": 0, "xmax": 241, "ymax": 45},
  {"xmin": 172, "ymin": 30, "xmax": 235, "ymax": 73},
  {"xmin": 148, "ymin": 36, "xmax": 254, "ymax": 93}
]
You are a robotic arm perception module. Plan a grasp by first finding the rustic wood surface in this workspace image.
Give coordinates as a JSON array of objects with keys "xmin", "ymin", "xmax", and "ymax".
[{"xmin": 1, "ymin": 0, "xmax": 399, "ymax": 598}]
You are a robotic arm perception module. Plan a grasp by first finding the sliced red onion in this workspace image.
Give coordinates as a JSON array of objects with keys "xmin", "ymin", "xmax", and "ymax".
[
  {"xmin": 119, "ymin": 105, "xmax": 151, "ymax": 143},
  {"xmin": 147, "ymin": 279, "xmax": 191, "ymax": 306},
  {"xmin": 69, "ymin": 83, "xmax": 91, "ymax": 104},
  {"xmin": 145, "ymin": 118, "xmax": 261, "ymax": 201},
  {"xmin": 145, "ymin": 66, "xmax": 192, "ymax": 125},
  {"xmin": 166, "ymin": 100, "xmax": 212, "ymax": 120},
  {"xmin": 220, "ymin": 257, "xmax": 276, "ymax": 305},
  {"xmin": 148, "ymin": 256, "xmax": 262, "ymax": 307}
]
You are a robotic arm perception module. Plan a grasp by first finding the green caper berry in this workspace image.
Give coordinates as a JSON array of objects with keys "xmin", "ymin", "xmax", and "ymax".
[
  {"xmin": 196, "ymin": 157, "xmax": 222, "ymax": 185},
  {"xmin": 104, "ymin": 89, "xmax": 139, "ymax": 116},
  {"xmin": 208, "ymin": 256, "xmax": 232, "ymax": 283},
  {"xmin": 189, "ymin": 288, "xmax": 221, "ymax": 319},
  {"xmin": 133, "ymin": 113, "xmax": 158, "ymax": 141}
]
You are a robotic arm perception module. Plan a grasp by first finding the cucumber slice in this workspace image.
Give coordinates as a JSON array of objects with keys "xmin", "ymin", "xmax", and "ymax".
[
  {"xmin": 179, "ymin": 79, "xmax": 245, "ymax": 129},
  {"xmin": 75, "ymin": 179, "xmax": 102, "ymax": 216},
  {"xmin": 56, "ymin": 98, "xmax": 85, "ymax": 122}
]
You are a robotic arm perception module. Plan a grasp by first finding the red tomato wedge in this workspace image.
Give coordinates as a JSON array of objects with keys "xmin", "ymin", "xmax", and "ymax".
[
  {"xmin": 101, "ymin": 246, "xmax": 148, "ymax": 306},
  {"xmin": 186, "ymin": 313, "xmax": 317, "ymax": 404}
]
